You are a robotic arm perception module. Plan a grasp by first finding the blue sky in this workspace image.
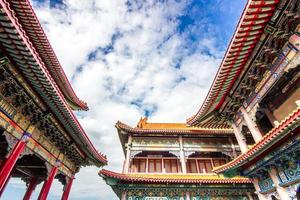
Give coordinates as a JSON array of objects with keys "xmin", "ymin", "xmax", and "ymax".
[{"xmin": 3, "ymin": 0, "xmax": 246, "ymax": 199}]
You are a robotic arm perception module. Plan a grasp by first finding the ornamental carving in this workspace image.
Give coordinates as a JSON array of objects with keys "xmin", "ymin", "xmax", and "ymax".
[
  {"xmin": 184, "ymin": 151, "xmax": 196, "ymax": 158},
  {"xmin": 258, "ymin": 177, "xmax": 274, "ymax": 193},
  {"xmin": 132, "ymin": 138, "xmax": 179, "ymax": 148},
  {"xmin": 168, "ymin": 151, "xmax": 180, "ymax": 158},
  {"xmin": 3, "ymin": 131, "xmax": 17, "ymax": 152},
  {"xmin": 130, "ymin": 151, "xmax": 143, "ymax": 158},
  {"xmin": 222, "ymin": 5, "xmax": 300, "ymax": 121},
  {"xmin": 277, "ymin": 161, "xmax": 300, "ymax": 186},
  {"xmin": 0, "ymin": 64, "xmax": 85, "ymax": 167}
]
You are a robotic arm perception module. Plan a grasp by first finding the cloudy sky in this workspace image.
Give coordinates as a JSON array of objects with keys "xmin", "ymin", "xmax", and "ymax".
[{"xmin": 3, "ymin": 0, "xmax": 246, "ymax": 199}]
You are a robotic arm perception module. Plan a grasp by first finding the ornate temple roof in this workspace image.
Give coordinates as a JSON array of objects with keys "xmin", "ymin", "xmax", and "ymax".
[
  {"xmin": 214, "ymin": 106, "xmax": 300, "ymax": 174},
  {"xmin": 6, "ymin": 0, "xmax": 88, "ymax": 111},
  {"xmin": 100, "ymin": 169, "xmax": 251, "ymax": 184},
  {"xmin": 116, "ymin": 118, "xmax": 233, "ymax": 135},
  {"xmin": 187, "ymin": 0, "xmax": 280, "ymax": 126},
  {"xmin": 116, "ymin": 118, "xmax": 234, "ymax": 154},
  {"xmin": 0, "ymin": 0, "xmax": 107, "ymax": 165}
]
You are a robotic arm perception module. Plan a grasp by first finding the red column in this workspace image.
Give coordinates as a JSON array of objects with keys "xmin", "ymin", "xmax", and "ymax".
[
  {"xmin": 0, "ymin": 133, "xmax": 29, "ymax": 193},
  {"xmin": 0, "ymin": 175, "xmax": 11, "ymax": 198},
  {"xmin": 38, "ymin": 165, "xmax": 58, "ymax": 200},
  {"xmin": 23, "ymin": 177, "xmax": 38, "ymax": 200},
  {"xmin": 61, "ymin": 176, "xmax": 74, "ymax": 200}
]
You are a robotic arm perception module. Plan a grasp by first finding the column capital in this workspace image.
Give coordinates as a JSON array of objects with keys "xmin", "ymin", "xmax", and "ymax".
[
  {"xmin": 55, "ymin": 159, "xmax": 62, "ymax": 167},
  {"xmin": 20, "ymin": 132, "xmax": 31, "ymax": 143}
]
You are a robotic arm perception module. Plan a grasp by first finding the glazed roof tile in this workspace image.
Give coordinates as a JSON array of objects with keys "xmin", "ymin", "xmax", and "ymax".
[
  {"xmin": 187, "ymin": 0, "xmax": 279, "ymax": 126},
  {"xmin": 116, "ymin": 118, "xmax": 233, "ymax": 135},
  {"xmin": 8, "ymin": 0, "xmax": 88, "ymax": 111},
  {"xmin": 100, "ymin": 169, "xmax": 251, "ymax": 184},
  {"xmin": 0, "ymin": 0, "xmax": 107, "ymax": 165}
]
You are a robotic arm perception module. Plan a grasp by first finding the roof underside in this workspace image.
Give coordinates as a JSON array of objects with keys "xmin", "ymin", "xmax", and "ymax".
[
  {"xmin": 0, "ymin": 0, "xmax": 106, "ymax": 165},
  {"xmin": 9, "ymin": 0, "xmax": 88, "ymax": 111},
  {"xmin": 100, "ymin": 169, "xmax": 252, "ymax": 184},
  {"xmin": 187, "ymin": 0, "xmax": 280, "ymax": 126}
]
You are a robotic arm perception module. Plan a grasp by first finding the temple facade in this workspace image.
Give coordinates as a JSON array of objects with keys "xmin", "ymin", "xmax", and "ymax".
[
  {"xmin": 0, "ymin": 0, "xmax": 107, "ymax": 199},
  {"xmin": 101, "ymin": 119, "xmax": 255, "ymax": 200},
  {"xmin": 101, "ymin": 0, "xmax": 300, "ymax": 199}
]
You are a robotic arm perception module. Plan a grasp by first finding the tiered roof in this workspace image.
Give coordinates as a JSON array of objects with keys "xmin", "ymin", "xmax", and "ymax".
[
  {"xmin": 214, "ymin": 106, "xmax": 300, "ymax": 174},
  {"xmin": 100, "ymin": 169, "xmax": 251, "ymax": 184},
  {"xmin": 0, "ymin": 0, "xmax": 106, "ymax": 165},
  {"xmin": 116, "ymin": 118, "xmax": 233, "ymax": 136},
  {"xmin": 187, "ymin": 0, "xmax": 280, "ymax": 127},
  {"xmin": 116, "ymin": 118, "xmax": 234, "ymax": 154}
]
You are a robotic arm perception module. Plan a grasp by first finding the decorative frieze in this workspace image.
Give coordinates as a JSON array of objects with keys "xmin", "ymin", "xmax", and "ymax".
[
  {"xmin": 278, "ymin": 161, "xmax": 300, "ymax": 186},
  {"xmin": 123, "ymin": 187, "xmax": 252, "ymax": 200},
  {"xmin": 132, "ymin": 137, "xmax": 180, "ymax": 148},
  {"xmin": 258, "ymin": 177, "xmax": 275, "ymax": 194},
  {"xmin": 0, "ymin": 63, "xmax": 85, "ymax": 168}
]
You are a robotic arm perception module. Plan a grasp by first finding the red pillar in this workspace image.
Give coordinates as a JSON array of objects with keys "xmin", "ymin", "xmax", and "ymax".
[
  {"xmin": 61, "ymin": 176, "xmax": 74, "ymax": 200},
  {"xmin": 38, "ymin": 166, "xmax": 58, "ymax": 200},
  {"xmin": 0, "ymin": 134, "xmax": 28, "ymax": 193},
  {"xmin": 23, "ymin": 177, "xmax": 38, "ymax": 200},
  {"xmin": 0, "ymin": 175, "xmax": 11, "ymax": 198}
]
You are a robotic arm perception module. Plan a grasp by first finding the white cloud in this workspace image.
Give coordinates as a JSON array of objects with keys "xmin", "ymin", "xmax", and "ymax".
[{"xmin": 23, "ymin": 0, "xmax": 224, "ymax": 199}]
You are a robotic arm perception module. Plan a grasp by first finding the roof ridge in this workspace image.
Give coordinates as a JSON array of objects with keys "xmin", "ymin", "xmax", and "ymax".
[{"xmin": 116, "ymin": 121, "xmax": 233, "ymax": 135}]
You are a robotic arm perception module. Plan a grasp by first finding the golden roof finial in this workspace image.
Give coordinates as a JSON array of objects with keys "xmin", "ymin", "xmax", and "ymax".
[{"xmin": 137, "ymin": 117, "xmax": 148, "ymax": 128}]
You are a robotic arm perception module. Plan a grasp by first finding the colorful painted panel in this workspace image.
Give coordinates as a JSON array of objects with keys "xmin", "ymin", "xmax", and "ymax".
[
  {"xmin": 258, "ymin": 177, "xmax": 274, "ymax": 193},
  {"xmin": 278, "ymin": 161, "xmax": 300, "ymax": 186},
  {"xmin": 127, "ymin": 197, "xmax": 185, "ymax": 200},
  {"xmin": 126, "ymin": 190, "xmax": 186, "ymax": 200},
  {"xmin": 190, "ymin": 196, "xmax": 247, "ymax": 200},
  {"xmin": 132, "ymin": 137, "xmax": 179, "ymax": 148},
  {"xmin": 183, "ymin": 138, "xmax": 231, "ymax": 149}
]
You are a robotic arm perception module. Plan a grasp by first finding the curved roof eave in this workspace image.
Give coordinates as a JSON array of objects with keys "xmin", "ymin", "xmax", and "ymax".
[
  {"xmin": 187, "ymin": 0, "xmax": 279, "ymax": 126},
  {"xmin": 9, "ymin": 0, "xmax": 88, "ymax": 111},
  {"xmin": 0, "ymin": 0, "xmax": 106, "ymax": 165},
  {"xmin": 99, "ymin": 169, "xmax": 252, "ymax": 184}
]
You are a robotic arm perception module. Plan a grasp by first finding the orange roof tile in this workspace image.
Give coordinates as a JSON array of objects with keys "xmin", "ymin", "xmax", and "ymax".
[
  {"xmin": 187, "ymin": 0, "xmax": 280, "ymax": 126},
  {"xmin": 116, "ymin": 118, "xmax": 233, "ymax": 135},
  {"xmin": 100, "ymin": 169, "xmax": 251, "ymax": 184}
]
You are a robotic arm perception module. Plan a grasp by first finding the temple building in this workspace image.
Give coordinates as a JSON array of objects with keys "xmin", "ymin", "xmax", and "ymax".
[
  {"xmin": 0, "ymin": 0, "xmax": 107, "ymax": 200},
  {"xmin": 101, "ymin": 119, "xmax": 255, "ymax": 199},
  {"xmin": 101, "ymin": 0, "xmax": 300, "ymax": 199}
]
